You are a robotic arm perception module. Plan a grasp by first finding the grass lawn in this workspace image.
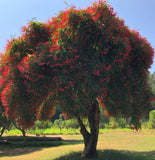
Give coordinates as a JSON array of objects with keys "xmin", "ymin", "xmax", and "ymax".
[{"xmin": 0, "ymin": 131, "xmax": 155, "ymax": 160}]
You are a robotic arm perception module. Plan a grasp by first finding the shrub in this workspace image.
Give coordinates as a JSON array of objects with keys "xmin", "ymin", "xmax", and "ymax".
[
  {"xmin": 33, "ymin": 120, "xmax": 53, "ymax": 130},
  {"xmin": 64, "ymin": 119, "xmax": 79, "ymax": 130},
  {"xmin": 148, "ymin": 110, "xmax": 155, "ymax": 129},
  {"xmin": 99, "ymin": 106, "xmax": 110, "ymax": 129},
  {"xmin": 109, "ymin": 117, "xmax": 128, "ymax": 129}
]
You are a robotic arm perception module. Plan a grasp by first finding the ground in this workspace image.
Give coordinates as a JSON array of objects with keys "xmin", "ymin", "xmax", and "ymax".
[{"xmin": 0, "ymin": 131, "xmax": 155, "ymax": 160}]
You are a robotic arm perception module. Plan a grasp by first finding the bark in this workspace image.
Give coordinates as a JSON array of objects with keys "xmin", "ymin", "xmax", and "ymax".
[
  {"xmin": 77, "ymin": 116, "xmax": 90, "ymax": 149},
  {"xmin": 21, "ymin": 129, "xmax": 26, "ymax": 140},
  {"xmin": 0, "ymin": 127, "xmax": 5, "ymax": 138},
  {"xmin": 77, "ymin": 99, "xmax": 100, "ymax": 158}
]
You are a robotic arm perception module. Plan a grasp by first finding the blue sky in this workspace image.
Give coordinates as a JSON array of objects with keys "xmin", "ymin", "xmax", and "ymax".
[{"xmin": 0, "ymin": 0, "xmax": 154, "ymax": 73}]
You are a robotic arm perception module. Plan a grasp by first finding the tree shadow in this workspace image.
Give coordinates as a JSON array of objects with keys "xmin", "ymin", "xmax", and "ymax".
[
  {"xmin": 0, "ymin": 147, "xmax": 42, "ymax": 157},
  {"xmin": 0, "ymin": 136, "xmax": 83, "ymax": 157},
  {"xmin": 63, "ymin": 139, "xmax": 84, "ymax": 145},
  {"xmin": 139, "ymin": 150, "xmax": 155, "ymax": 159},
  {"xmin": 54, "ymin": 150, "xmax": 155, "ymax": 160},
  {"xmin": 1, "ymin": 136, "xmax": 154, "ymax": 160}
]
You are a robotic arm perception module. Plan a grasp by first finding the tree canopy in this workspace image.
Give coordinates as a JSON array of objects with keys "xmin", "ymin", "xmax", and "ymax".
[{"xmin": 0, "ymin": 1, "xmax": 154, "ymax": 129}]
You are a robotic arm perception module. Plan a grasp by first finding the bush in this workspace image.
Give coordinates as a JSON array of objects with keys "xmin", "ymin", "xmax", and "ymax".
[
  {"xmin": 148, "ymin": 110, "xmax": 155, "ymax": 129},
  {"xmin": 64, "ymin": 119, "xmax": 79, "ymax": 130},
  {"xmin": 117, "ymin": 118, "xmax": 129, "ymax": 128},
  {"xmin": 33, "ymin": 120, "xmax": 53, "ymax": 130},
  {"xmin": 99, "ymin": 106, "xmax": 110, "ymax": 129},
  {"xmin": 54, "ymin": 119, "xmax": 65, "ymax": 131},
  {"xmin": 109, "ymin": 117, "xmax": 128, "ymax": 129}
]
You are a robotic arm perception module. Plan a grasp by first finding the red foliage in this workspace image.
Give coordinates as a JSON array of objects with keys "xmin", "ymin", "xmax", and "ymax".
[{"xmin": 0, "ymin": 0, "xmax": 154, "ymax": 129}]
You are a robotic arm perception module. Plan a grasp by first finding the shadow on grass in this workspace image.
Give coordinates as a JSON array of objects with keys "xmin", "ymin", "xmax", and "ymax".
[
  {"xmin": 0, "ymin": 136, "xmax": 83, "ymax": 157},
  {"xmin": 54, "ymin": 150, "xmax": 155, "ymax": 160},
  {"xmin": 63, "ymin": 139, "xmax": 83, "ymax": 145}
]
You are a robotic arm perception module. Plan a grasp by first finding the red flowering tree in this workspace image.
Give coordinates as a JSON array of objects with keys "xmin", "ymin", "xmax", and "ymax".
[{"xmin": 0, "ymin": 1, "xmax": 154, "ymax": 158}]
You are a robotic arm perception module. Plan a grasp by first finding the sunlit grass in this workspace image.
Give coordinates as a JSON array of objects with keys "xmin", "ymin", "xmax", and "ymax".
[{"xmin": 6, "ymin": 128, "xmax": 133, "ymax": 136}]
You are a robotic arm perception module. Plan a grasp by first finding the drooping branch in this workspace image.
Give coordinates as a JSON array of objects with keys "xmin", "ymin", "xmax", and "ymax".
[
  {"xmin": 12, "ymin": 121, "xmax": 26, "ymax": 139},
  {"xmin": 77, "ymin": 116, "xmax": 90, "ymax": 148},
  {"xmin": 0, "ymin": 127, "xmax": 5, "ymax": 138}
]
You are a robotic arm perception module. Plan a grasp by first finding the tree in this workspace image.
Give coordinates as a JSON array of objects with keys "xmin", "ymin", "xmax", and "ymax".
[
  {"xmin": 0, "ymin": 83, "xmax": 11, "ymax": 138},
  {"xmin": 149, "ymin": 72, "xmax": 155, "ymax": 110},
  {"xmin": 51, "ymin": 109, "xmax": 63, "ymax": 123},
  {"xmin": 149, "ymin": 72, "xmax": 155, "ymax": 93},
  {"xmin": 0, "ymin": 105, "xmax": 11, "ymax": 138},
  {"xmin": 0, "ymin": 1, "xmax": 154, "ymax": 158},
  {"xmin": 0, "ymin": 96, "xmax": 25, "ymax": 139},
  {"xmin": 148, "ymin": 110, "xmax": 155, "ymax": 129},
  {"xmin": 0, "ymin": 98, "xmax": 26, "ymax": 139}
]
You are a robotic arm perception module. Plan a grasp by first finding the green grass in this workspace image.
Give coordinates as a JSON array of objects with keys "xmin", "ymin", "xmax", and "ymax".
[
  {"xmin": 6, "ymin": 128, "xmax": 133, "ymax": 136},
  {"xmin": 7, "ymin": 128, "xmax": 80, "ymax": 135},
  {"xmin": 1, "ymin": 131, "xmax": 155, "ymax": 160},
  {"xmin": 54, "ymin": 150, "xmax": 154, "ymax": 160}
]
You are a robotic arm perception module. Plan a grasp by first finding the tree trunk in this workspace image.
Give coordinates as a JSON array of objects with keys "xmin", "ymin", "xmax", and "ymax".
[
  {"xmin": 21, "ymin": 129, "xmax": 26, "ymax": 140},
  {"xmin": 0, "ymin": 127, "xmax": 5, "ymax": 138},
  {"xmin": 12, "ymin": 121, "xmax": 26, "ymax": 140},
  {"xmin": 77, "ymin": 99, "xmax": 100, "ymax": 158}
]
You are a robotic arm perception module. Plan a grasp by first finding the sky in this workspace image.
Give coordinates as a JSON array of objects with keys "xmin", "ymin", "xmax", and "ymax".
[{"xmin": 0, "ymin": 0, "xmax": 155, "ymax": 73}]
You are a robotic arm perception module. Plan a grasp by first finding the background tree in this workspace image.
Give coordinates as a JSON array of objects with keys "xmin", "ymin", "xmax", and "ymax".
[
  {"xmin": 0, "ymin": 79, "xmax": 11, "ymax": 138},
  {"xmin": 149, "ymin": 72, "xmax": 155, "ymax": 92},
  {"xmin": 148, "ymin": 110, "xmax": 155, "ymax": 129},
  {"xmin": 51, "ymin": 109, "xmax": 63, "ymax": 123},
  {"xmin": 149, "ymin": 72, "xmax": 155, "ymax": 110},
  {"xmin": 0, "ymin": 100, "xmax": 26, "ymax": 139},
  {"xmin": 0, "ymin": 105, "xmax": 11, "ymax": 138},
  {"xmin": 0, "ymin": 1, "xmax": 154, "ymax": 158},
  {"xmin": 0, "ymin": 98, "xmax": 26, "ymax": 138}
]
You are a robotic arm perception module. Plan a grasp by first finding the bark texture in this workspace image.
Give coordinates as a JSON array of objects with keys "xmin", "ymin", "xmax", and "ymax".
[
  {"xmin": 0, "ymin": 127, "xmax": 5, "ymax": 138},
  {"xmin": 77, "ymin": 99, "xmax": 100, "ymax": 158}
]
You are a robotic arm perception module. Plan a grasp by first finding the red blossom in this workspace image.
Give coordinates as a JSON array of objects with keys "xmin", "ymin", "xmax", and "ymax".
[
  {"xmin": 103, "ymin": 64, "xmax": 112, "ymax": 71},
  {"xmin": 92, "ymin": 70, "xmax": 101, "ymax": 76},
  {"xmin": 39, "ymin": 62, "xmax": 45, "ymax": 65},
  {"xmin": 0, "ymin": 0, "xmax": 154, "ymax": 129}
]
